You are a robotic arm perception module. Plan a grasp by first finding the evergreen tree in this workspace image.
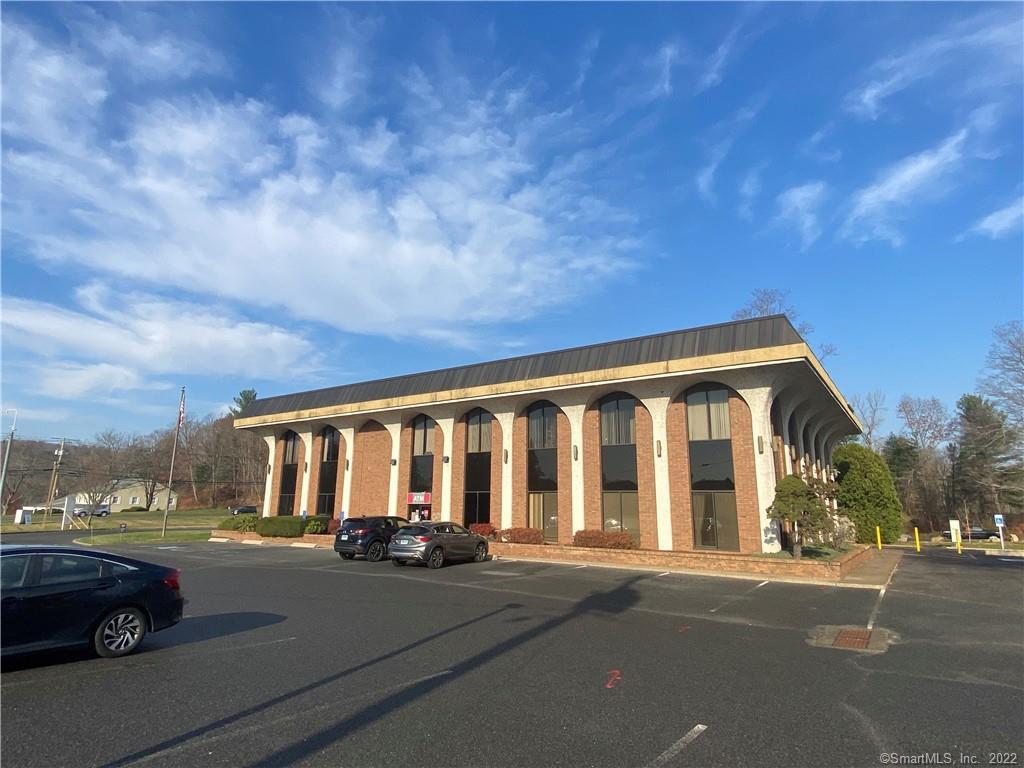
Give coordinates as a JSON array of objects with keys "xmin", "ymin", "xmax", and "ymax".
[
  {"xmin": 230, "ymin": 389, "xmax": 258, "ymax": 417},
  {"xmin": 950, "ymin": 394, "xmax": 1024, "ymax": 521},
  {"xmin": 768, "ymin": 474, "xmax": 828, "ymax": 559},
  {"xmin": 833, "ymin": 443, "xmax": 903, "ymax": 543}
]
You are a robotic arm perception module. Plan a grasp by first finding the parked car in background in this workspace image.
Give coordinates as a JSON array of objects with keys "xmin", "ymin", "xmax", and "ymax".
[
  {"xmin": 0, "ymin": 545, "xmax": 184, "ymax": 658},
  {"xmin": 334, "ymin": 517, "xmax": 409, "ymax": 562},
  {"xmin": 943, "ymin": 526, "xmax": 1001, "ymax": 541},
  {"xmin": 229, "ymin": 505, "xmax": 258, "ymax": 516},
  {"xmin": 388, "ymin": 522, "xmax": 488, "ymax": 569},
  {"xmin": 72, "ymin": 506, "xmax": 110, "ymax": 517}
]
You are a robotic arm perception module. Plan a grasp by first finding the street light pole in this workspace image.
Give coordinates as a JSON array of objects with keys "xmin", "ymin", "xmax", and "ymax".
[{"xmin": 0, "ymin": 409, "xmax": 17, "ymax": 514}]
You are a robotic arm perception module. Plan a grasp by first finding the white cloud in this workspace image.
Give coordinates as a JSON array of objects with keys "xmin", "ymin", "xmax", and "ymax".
[
  {"xmin": 697, "ymin": 25, "xmax": 741, "ymax": 93},
  {"xmin": 2, "ymin": 18, "xmax": 638, "ymax": 353},
  {"xmin": 573, "ymin": 35, "xmax": 601, "ymax": 92},
  {"xmin": 697, "ymin": 140, "xmax": 732, "ymax": 204},
  {"xmin": 968, "ymin": 198, "xmax": 1024, "ymax": 240},
  {"xmin": 845, "ymin": 10, "xmax": 1023, "ymax": 120},
  {"xmin": 651, "ymin": 42, "xmax": 683, "ymax": 98},
  {"xmin": 776, "ymin": 181, "xmax": 828, "ymax": 250},
  {"xmin": 841, "ymin": 129, "xmax": 968, "ymax": 246},
  {"xmin": 1, "ymin": 286, "xmax": 320, "ymax": 399},
  {"xmin": 695, "ymin": 96, "xmax": 766, "ymax": 205},
  {"xmin": 802, "ymin": 124, "xmax": 842, "ymax": 163},
  {"xmin": 738, "ymin": 163, "xmax": 766, "ymax": 220}
]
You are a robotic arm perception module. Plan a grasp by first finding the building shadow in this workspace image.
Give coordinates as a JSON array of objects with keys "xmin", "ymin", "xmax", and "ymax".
[{"xmin": 148, "ymin": 612, "xmax": 287, "ymax": 647}]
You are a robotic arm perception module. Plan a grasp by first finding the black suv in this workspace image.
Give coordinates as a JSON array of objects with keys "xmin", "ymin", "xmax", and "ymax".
[{"xmin": 334, "ymin": 517, "xmax": 408, "ymax": 562}]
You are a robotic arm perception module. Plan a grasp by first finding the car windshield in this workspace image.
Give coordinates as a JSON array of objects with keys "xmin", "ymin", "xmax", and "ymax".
[{"xmin": 340, "ymin": 519, "xmax": 370, "ymax": 531}]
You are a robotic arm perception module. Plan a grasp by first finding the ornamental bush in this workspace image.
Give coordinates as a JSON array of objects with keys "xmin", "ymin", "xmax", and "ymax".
[
  {"xmin": 121, "ymin": 506, "xmax": 148, "ymax": 513},
  {"xmin": 499, "ymin": 527, "xmax": 545, "ymax": 544},
  {"xmin": 216, "ymin": 517, "xmax": 243, "ymax": 531},
  {"xmin": 304, "ymin": 519, "xmax": 326, "ymax": 534},
  {"xmin": 255, "ymin": 516, "xmax": 307, "ymax": 538},
  {"xmin": 237, "ymin": 515, "xmax": 258, "ymax": 533},
  {"xmin": 833, "ymin": 443, "xmax": 903, "ymax": 544},
  {"xmin": 469, "ymin": 523, "xmax": 496, "ymax": 538},
  {"xmin": 327, "ymin": 517, "xmax": 341, "ymax": 535},
  {"xmin": 572, "ymin": 530, "xmax": 636, "ymax": 549}
]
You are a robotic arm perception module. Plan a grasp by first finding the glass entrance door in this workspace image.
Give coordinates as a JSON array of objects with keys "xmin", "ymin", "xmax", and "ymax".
[
  {"xmin": 692, "ymin": 492, "xmax": 739, "ymax": 551},
  {"xmin": 528, "ymin": 492, "xmax": 558, "ymax": 541}
]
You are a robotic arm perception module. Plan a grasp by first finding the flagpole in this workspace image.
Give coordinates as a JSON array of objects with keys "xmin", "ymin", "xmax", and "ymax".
[{"xmin": 161, "ymin": 387, "xmax": 185, "ymax": 539}]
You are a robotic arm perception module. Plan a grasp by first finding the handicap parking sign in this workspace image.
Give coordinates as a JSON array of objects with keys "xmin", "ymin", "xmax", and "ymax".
[{"xmin": 994, "ymin": 514, "xmax": 1005, "ymax": 528}]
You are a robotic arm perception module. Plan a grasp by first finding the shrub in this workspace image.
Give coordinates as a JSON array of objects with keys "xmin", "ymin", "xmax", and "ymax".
[
  {"xmin": 499, "ymin": 527, "xmax": 545, "ymax": 544},
  {"xmin": 237, "ymin": 515, "xmax": 258, "ymax": 533},
  {"xmin": 833, "ymin": 444, "xmax": 903, "ymax": 544},
  {"xmin": 120, "ymin": 506, "xmax": 148, "ymax": 513},
  {"xmin": 768, "ymin": 475, "xmax": 829, "ymax": 558},
  {"xmin": 256, "ymin": 516, "xmax": 307, "ymax": 538},
  {"xmin": 572, "ymin": 530, "xmax": 636, "ymax": 549},
  {"xmin": 469, "ymin": 523, "xmax": 496, "ymax": 538},
  {"xmin": 304, "ymin": 519, "xmax": 326, "ymax": 534},
  {"xmin": 327, "ymin": 517, "xmax": 341, "ymax": 535},
  {"xmin": 216, "ymin": 518, "xmax": 242, "ymax": 531}
]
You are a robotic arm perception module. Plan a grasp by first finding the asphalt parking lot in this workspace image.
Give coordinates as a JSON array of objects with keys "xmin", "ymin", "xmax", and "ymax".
[{"xmin": 2, "ymin": 532, "xmax": 1022, "ymax": 768}]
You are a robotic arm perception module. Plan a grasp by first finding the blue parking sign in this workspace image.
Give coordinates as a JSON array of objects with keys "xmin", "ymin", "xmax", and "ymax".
[{"xmin": 994, "ymin": 514, "xmax": 1005, "ymax": 528}]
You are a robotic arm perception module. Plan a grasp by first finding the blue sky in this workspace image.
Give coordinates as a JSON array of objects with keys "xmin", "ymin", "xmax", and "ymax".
[{"xmin": 2, "ymin": 2, "xmax": 1021, "ymax": 442}]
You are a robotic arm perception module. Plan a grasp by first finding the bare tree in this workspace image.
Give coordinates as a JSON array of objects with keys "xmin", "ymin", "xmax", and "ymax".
[
  {"xmin": 78, "ymin": 431, "xmax": 129, "ymax": 512},
  {"xmin": 850, "ymin": 390, "xmax": 886, "ymax": 450},
  {"xmin": 732, "ymin": 288, "xmax": 837, "ymax": 360},
  {"xmin": 897, "ymin": 396, "xmax": 952, "ymax": 450},
  {"xmin": 979, "ymin": 320, "xmax": 1024, "ymax": 430}
]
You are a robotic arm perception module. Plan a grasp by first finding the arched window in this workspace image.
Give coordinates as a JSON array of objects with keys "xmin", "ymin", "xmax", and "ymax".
[
  {"xmin": 278, "ymin": 431, "xmax": 300, "ymax": 516},
  {"xmin": 599, "ymin": 394, "xmax": 639, "ymax": 542},
  {"xmin": 526, "ymin": 401, "xmax": 558, "ymax": 540},
  {"xmin": 464, "ymin": 409, "xmax": 492, "ymax": 525},
  {"xmin": 409, "ymin": 415, "xmax": 436, "ymax": 518},
  {"xmin": 685, "ymin": 385, "xmax": 738, "ymax": 550},
  {"xmin": 316, "ymin": 426, "xmax": 340, "ymax": 516}
]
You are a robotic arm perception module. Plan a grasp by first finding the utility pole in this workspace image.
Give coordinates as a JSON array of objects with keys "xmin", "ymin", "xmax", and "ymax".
[
  {"xmin": 43, "ymin": 438, "xmax": 66, "ymax": 528},
  {"xmin": 161, "ymin": 388, "xmax": 186, "ymax": 538},
  {"xmin": 0, "ymin": 409, "xmax": 17, "ymax": 515}
]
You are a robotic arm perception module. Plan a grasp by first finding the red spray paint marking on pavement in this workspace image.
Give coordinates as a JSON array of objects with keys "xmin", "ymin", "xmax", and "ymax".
[
  {"xmin": 677, "ymin": 625, "xmax": 691, "ymax": 633},
  {"xmin": 605, "ymin": 669, "xmax": 622, "ymax": 689}
]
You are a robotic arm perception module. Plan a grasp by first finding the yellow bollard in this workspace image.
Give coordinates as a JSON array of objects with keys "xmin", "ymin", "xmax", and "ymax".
[
  {"xmin": 876, "ymin": 525, "xmax": 882, "ymax": 550},
  {"xmin": 956, "ymin": 531, "xmax": 962, "ymax": 555},
  {"xmin": 914, "ymin": 527, "xmax": 920, "ymax": 553}
]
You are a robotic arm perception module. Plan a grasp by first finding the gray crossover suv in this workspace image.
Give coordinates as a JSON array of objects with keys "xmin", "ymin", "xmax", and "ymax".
[{"xmin": 388, "ymin": 522, "xmax": 488, "ymax": 569}]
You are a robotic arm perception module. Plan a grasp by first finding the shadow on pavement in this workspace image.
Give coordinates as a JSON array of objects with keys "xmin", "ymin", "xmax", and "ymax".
[{"xmin": 150, "ymin": 611, "xmax": 288, "ymax": 647}]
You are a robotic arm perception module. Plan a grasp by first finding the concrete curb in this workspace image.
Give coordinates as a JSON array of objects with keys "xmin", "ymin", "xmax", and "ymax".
[
  {"xmin": 490, "ymin": 554, "xmax": 885, "ymax": 590},
  {"xmin": 984, "ymin": 549, "xmax": 1024, "ymax": 558}
]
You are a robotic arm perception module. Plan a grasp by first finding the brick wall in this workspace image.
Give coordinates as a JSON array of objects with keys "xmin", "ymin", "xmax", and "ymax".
[
  {"xmin": 431, "ymin": 423, "xmax": 444, "ymax": 518},
  {"xmin": 729, "ymin": 391, "xmax": 761, "ymax": 554},
  {"xmin": 268, "ymin": 436, "xmax": 286, "ymax": 516},
  {"xmin": 450, "ymin": 418, "xmax": 466, "ymax": 525},
  {"xmin": 351, "ymin": 421, "xmax": 392, "ymax": 517},
  {"xmin": 556, "ymin": 410, "xmax": 572, "ymax": 544},
  {"xmin": 635, "ymin": 404, "xmax": 657, "ymax": 551},
  {"xmin": 582, "ymin": 406, "xmax": 601, "ymax": 532},
  {"xmin": 666, "ymin": 398, "xmax": 694, "ymax": 550},
  {"xmin": 394, "ymin": 422, "xmax": 413, "ymax": 516},
  {"xmin": 511, "ymin": 412, "xmax": 527, "ymax": 529}
]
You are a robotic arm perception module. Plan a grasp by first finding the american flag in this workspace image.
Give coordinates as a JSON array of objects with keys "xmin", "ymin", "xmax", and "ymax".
[{"xmin": 177, "ymin": 389, "xmax": 186, "ymax": 429}]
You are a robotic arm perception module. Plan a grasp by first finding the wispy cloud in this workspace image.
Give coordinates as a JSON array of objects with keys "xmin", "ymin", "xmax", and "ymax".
[
  {"xmin": 738, "ymin": 162, "xmax": 767, "ymax": 220},
  {"xmin": 845, "ymin": 10, "xmax": 1023, "ymax": 120},
  {"xmin": 695, "ymin": 95, "xmax": 767, "ymax": 205},
  {"xmin": 967, "ymin": 198, "xmax": 1024, "ymax": 240},
  {"xmin": 697, "ymin": 25, "xmax": 741, "ymax": 93},
  {"xmin": 573, "ymin": 35, "xmax": 601, "ymax": 92},
  {"xmin": 776, "ymin": 181, "xmax": 828, "ymax": 250},
  {"xmin": 651, "ymin": 42, "xmax": 683, "ymax": 98},
  {"xmin": 802, "ymin": 123, "xmax": 842, "ymax": 163},
  {"xmin": 841, "ymin": 130, "xmax": 967, "ymax": 246}
]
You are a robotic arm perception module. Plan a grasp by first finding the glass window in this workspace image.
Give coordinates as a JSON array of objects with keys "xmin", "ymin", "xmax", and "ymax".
[
  {"xmin": 528, "ymin": 492, "xmax": 558, "ymax": 541},
  {"xmin": 689, "ymin": 441, "xmax": 735, "ymax": 491},
  {"xmin": 465, "ymin": 452, "xmax": 491, "ymax": 492},
  {"xmin": 601, "ymin": 444, "xmax": 638, "ymax": 491},
  {"xmin": 129, "ymin": 496, "xmax": 138, "ymax": 505},
  {"xmin": 0, "ymin": 555, "xmax": 30, "ymax": 589},
  {"xmin": 412, "ymin": 415, "xmax": 435, "ymax": 456},
  {"xmin": 709, "ymin": 389, "xmax": 730, "ymax": 440},
  {"xmin": 466, "ymin": 409, "xmax": 492, "ymax": 453},
  {"xmin": 600, "ymin": 395, "xmax": 636, "ymax": 446},
  {"xmin": 528, "ymin": 403, "xmax": 557, "ymax": 450},
  {"xmin": 464, "ymin": 492, "xmax": 490, "ymax": 525},
  {"xmin": 410, "ymin": 455, "xmax": 433, "ymax": 493},
  {"xmin": 687, "ymin": 387, "xmax": 731, "ymax": 441},
  {"xmin": 37, "ymin": 555, "xmax": 103, "ymax": 586},
  {"xmin": 686, "ymin": 390, "xmax": 710, "ymax": 441},
  {"xmin": 283, "ymin": 432, "xmax": 299, "ymax": 465},
  {"xmin": 527, "ymin": 448, "xmax": 557, "ymax": 491},
  {"xmin": 450, "ymin": 524, "xmax": 469, "ymax": 535},
  {"xmin": 111, "ymin": 496, "xmax": 121, "ymax": 504},
  {"xmin": 322, "ymin": 427, "xmax": 340, "ymax": 462}
]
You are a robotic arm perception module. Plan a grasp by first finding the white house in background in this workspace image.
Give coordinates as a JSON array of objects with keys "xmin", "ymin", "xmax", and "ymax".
[{"xmin": 43, "ymin": 480, "xmax": 178, "ymax": 514}]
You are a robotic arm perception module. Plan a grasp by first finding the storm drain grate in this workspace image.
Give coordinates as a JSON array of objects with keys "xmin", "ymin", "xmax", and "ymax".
[{"xmin": 832, "ymin": 628, "xmax": 872, "ymax": 649}]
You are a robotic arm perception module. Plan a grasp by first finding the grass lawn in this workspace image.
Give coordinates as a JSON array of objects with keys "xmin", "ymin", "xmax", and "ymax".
[
  {"xmin": 73, "ymin": 530, "xmax": 214, "ymax": 546},
  {"xmin": 0, "ymin": 508, "xmax": 233, "ymax": 535}
]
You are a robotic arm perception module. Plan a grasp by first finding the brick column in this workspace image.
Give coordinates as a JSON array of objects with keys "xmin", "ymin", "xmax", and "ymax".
[
  {"xmin": 393, "ymin": 421, "xmax": 413, "ymax": 517},
  {"xmin": 268, "ymin": 436, "xmax": 287, "ymax": 516},
  {"xmin": 582, "ymin": 405, "xmax": 602, "ymax": 532},
  {"xmin": 490, "ymin": 417, "xmax": 503, "ymax": 529},
  {"xmin": 511, "ymin": 411, "xmax": 527, "ymax": 529},
  {"xmin": 666, "ymin": 398, "xmax": 694, "ymax": 550},
  {"xmin": 306, "ymin": 431, "xmax": 323, "ymax": 515},
  {"xmin": 730, "ymin": 392, "xmax": 761, "ymax": 554},
  {"xmin": 635, "ymin": 403, "xmax": 657, "ymax": 551},
  {"xmin": 556, "ymin": 410, "xmax": 572, "ymax": 544},
  {"xmin": 450, "ymin": 417, "xmax": 467, "ymax": 525}
]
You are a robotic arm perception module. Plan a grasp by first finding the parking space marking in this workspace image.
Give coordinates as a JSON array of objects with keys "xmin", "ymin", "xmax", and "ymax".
[
  {"xmin": 755, "ymin": 580, "xmax": 769, "ymax": 589},
  {"xmin": 573, "ymin": 565, "xmax": 588, "ymax": 569},
  {"xmin": 866, "ymin": 587, "xmax": 886, "ymax": 630},
  {"xmin": 647, "ymin": 724, "xmax": 708, "ymax": 767},
  {"xmin": 658, "ymin": 572, "xmax": 671, "ymax": 577},
  {"xmin": 708, "ymin": 580, "xmax": 773, "ymax": 613}
]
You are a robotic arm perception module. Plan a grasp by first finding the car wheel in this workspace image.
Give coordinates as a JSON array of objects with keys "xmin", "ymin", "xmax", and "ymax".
[
  {"xmin": 428, "ymin": 547, "xmax": 445, "ymax": 569},
  {"xmin": 340, "ymin": 552, "xmax": 355, "ymax": 560},
  {"xmin": 94, "ymin": 607, "xmax": 147, "ymax": 658},
  {"xmin": 366, "ymin": 541, "xmax": 386, "ymax": 562},
  {"xmin": 474, "ymin": 543, "xmax": 487, "ymax": 562},
  {"xmin": 392, "ymin": 558, "xmax": 405, "ymax": 567}
]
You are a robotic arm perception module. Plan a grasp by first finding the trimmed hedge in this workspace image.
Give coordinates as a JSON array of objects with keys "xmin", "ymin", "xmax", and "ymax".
[
  {"xmin": 237, "ymin": 514, "xmax": 258, "ymax": 533},
  {"xmin": 572, "ymin": 530, "xmax": 636, "ymax": 549},
  {"xmin": 120, "ymin": 505, "xmax": 148, "ymax": 513},
  {"xmin": 499, "ymin": 527, "xmax": 545, "ymax": 544},
  {"xmin": 833, "ymin": 443, "xmax": 903, "ymax": 544},
  {"xmin": 216, "ymin": 517, "xmax": 244, "ymax": 531},
  {"xmin": 255, "ymin": 516, "xmax": 307, "ymax": 538},
  {"xmin": 469, "ymin": 523, "xmax": 496, "ymax": 538}
]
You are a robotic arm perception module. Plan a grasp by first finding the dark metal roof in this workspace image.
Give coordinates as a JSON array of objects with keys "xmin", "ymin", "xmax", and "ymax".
[{"xmin": 240, "ymin": 315, "xmax": 804, "ymax": 419}]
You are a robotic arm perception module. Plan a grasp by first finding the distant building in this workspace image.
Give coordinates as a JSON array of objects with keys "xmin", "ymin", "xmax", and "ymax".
[
  {"xmin": 44, "ymin": 480, "xmax": 178, "ymax": 514},
  {"xmin": 234, "ymin": 316, "xmax": 860, "ymax": 554}
]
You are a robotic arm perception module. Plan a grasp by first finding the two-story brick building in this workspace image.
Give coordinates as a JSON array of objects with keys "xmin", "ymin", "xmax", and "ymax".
[{"xmin": 233, "ymin": 315, "xmax": 860, "ymax": 554}]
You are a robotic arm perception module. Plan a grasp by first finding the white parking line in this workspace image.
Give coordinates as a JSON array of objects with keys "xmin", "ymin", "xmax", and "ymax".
[
  {"xmin": 573, "ymin": 565, "xmax": 588, "ymax": 569},
  {"xmin": 754, "ymin": 580, "xmax": 769, "ymax": 589},
  {"xmin": 658, "ymin": 572, "xmax": 671, "ymax": 577},
  {"xmin": 647, "ymin": 724, "xmax": 708, "ymax": 766}
]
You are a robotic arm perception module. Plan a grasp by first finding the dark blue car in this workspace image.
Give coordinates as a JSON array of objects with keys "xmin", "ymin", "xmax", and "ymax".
[{"xmin": 0, "ymin": 545, "xmax": 184, "ymax": 658}]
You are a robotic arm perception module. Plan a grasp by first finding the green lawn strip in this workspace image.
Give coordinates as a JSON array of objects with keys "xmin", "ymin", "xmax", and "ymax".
[
  {"xmin": 1, "ymin": 508, "xmax": 230, "ymax": 534},
  {"xmin": 73, "ymin": 530, "xmax": 214, "ymax": 546}
]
